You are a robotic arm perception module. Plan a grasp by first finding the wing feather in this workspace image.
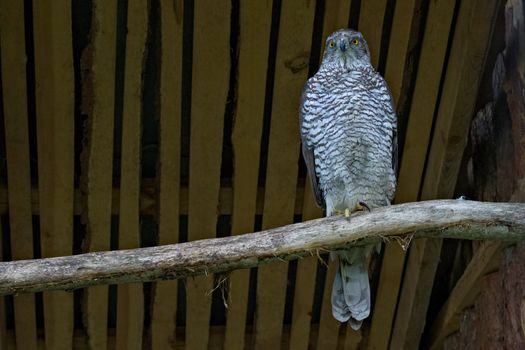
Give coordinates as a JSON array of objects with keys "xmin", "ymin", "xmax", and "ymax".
[
  {"xmin": 302, "ymin": 143, "xmax": 325, "ymax": 208},
  {"xmin": 300, "ymin": 80, "xmax": 325, "ymax": 209}
]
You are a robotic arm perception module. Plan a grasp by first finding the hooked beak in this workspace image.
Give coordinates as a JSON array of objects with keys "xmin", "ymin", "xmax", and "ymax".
[{"xmin": 339, "ymin": 40, "xmax": 347, "ymax": 52}]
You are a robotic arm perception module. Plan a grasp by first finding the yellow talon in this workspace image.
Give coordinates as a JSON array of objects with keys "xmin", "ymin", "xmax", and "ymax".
[
  {"xmin": 344, "ymin": 208, "xmax": 350, "ymax": 217},
  {"xmin": 356, "ymin": 202, "xmax": 363, "ymax": 211}
]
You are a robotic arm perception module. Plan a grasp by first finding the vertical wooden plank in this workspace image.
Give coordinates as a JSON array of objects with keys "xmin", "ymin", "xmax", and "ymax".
[
  {"xmin": 81, "ymin": 2, "xmax": 117, "ymax": 349},
  {"xmin": 316, "ymin": 259, "xmax": 340, "ymax": 350},
  {"xmin": 115, "ymin": 1, "xmax": 148, "ymax": 349},
  {"xmin": 322, "ymin": 0, "xmax": 353, "ymax": 40},
  {"xmin": 366, "ymin": 245, "xmax": 405, "ymax": 350},
  {"xmin": 289, "ymin": 184, "xmax": 323, "ymax": 350},
  {"xmin": 150, "ymin": 1, "xmax": 183, "ymax": 349},
  {"xmin": 366, "ymin": 1, "xmax": 419, "ymax": 349},
  {"xmin": 391, "ymin": 0, "xmax": 501, "ymax": 348},
  {"xmin": 313, "ymin": 3, "xmax": 353, "ymax": 349},
  {"xmin": 390, "ymin": 238, "xmax": 443, "ymax": 350},
  {"xmin": 0, "ymin": 1, "xmax": 37, "ymax": 349},
  {"xmin": 32, "ymin": 0, "xmax": 75, "ymax": 348},
  {"xmin": 185, "ymin": 1, "xmax": 230, "ymax": 349},
  {"xmin": 383, "ymin": 0, "xmax": 418, "ymax": 108},
  {"xmin": 223, "ymin": 1, "xmax": 273, "ymax": 350},
  {"xmin": 343, "ymin": 328, "xmax": 362, "ymax": 350},
  {"xmin": 253, "ymin": 2, "xmax": 316, "ymax": 348},
  {"xmin": 358, "ymin": 0, "xmax": 388, "ymax": 68}
]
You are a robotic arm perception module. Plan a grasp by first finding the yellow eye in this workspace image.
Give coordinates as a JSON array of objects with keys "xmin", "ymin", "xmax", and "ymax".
[
  {"xmin": 352, "ymin": 38, "xmax": 359, "ymax": 45},
  {"xmin": 328, "ymin": 41, "xmax": 335, "ymax": 48}
]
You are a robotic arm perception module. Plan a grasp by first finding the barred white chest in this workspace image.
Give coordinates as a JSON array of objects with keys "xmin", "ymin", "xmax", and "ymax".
[{"xmin": 300, "ymin": 66, "xmax": 396, "ymax": 214}]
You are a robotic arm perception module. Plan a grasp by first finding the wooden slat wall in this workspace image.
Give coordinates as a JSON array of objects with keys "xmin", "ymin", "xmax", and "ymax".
[
  {"xmin": 253, "ymin": 1, "xmax": 315, "ymax": 348},
  {"xmin": 0, "ymin": 1, "xmax": 494, "ymax": 349},
  {"xmin": 81, "ymin": 2, "xmax": 118, "ymax": 349},
  {"xmin": 185, "ymin": 1, "xmax": 230, "ymax": 348},
  {"xmin": 315, "ymin": 2, "xmax": 353, "ymax": 349},
  {"xmin": 367, "ymin": 1, "xmax": 419, "ymax": 348},
  {"xmin": 223, "ymin": 1, "xmax": 273, "ymax": 350},
  {"xmin": 391, "ymin": 0, "xmax": 501, "ymax": 348},
  {"xmin": 33, "ymin": 0, "xmax": 75, "ymax": 348},
  {"xmin": 0, "ymin": 1, "xmax": 37, "ymax": 349},
  {"xmin": 150, "ymin": 1, "xmax": 183, "ymax": 349},
  {"xmin": 0, "ymin": 182, "xmax": 317, "ymax": 217},
  {"xmin": 4, "ymin": 325, "xmax": 354, "ymax": 349},
  {"xmin": 115, "ymin": 1, "xmax": 148, "ymax": 349}
]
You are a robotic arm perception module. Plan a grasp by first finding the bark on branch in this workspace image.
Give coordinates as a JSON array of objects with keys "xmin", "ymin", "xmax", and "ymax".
[{"xmin": 1, "ymin": 200, "xmax": 524, "ymax": 296}]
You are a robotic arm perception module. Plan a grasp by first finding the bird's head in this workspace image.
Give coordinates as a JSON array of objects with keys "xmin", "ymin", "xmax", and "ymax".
[{"xmin": 321, "ymin": 29, "xmax": 371, "ymax": 71}]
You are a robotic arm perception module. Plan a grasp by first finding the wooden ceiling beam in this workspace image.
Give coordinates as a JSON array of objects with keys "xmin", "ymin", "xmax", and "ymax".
[{"xmin": 390, "ymin": 0, "xmax": 502, "ymax": 348}]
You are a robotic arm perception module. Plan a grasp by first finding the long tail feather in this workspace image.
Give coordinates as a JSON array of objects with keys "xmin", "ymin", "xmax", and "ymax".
[{"xmin": 331, "ymin": 248, "xmax": 371, "ymax": 330}]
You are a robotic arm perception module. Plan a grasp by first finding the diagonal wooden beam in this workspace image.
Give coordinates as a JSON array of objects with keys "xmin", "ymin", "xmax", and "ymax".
[
  {"xmin": 374, "ymin": 4, "xmax": 458, "ymax": 349},
  {"xmin": 390, "ymin": 0, "xmax": 502, "ymax": 349},
  {"xmin": 366, "ymin": 0, "xmax": 420, "ymax": 348},
  {"xmin": 426, "ymin": 241, "xmax": 506, "ymax": 349}
]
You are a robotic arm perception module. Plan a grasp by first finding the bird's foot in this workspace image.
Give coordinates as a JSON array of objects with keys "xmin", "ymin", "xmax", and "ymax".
[
  {"xmin": 333, "ymin": 208, "xmax": 352, "ymax": 217},
  {"xmin": 356, "ymin": 201, "xmax": 371, "ymax": 212},
  {"xmin": 334, "ymin": 203, "xmax": 369, "ymax": 217}
]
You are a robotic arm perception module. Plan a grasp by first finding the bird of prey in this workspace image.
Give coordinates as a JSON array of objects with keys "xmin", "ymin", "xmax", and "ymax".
[{"xmin": 299, "ymin": 29, "xmax": 397, "ymax": 329}]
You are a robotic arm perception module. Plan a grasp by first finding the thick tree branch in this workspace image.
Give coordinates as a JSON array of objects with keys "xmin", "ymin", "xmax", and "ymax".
[{"xmin": 1, "ymin": 200, "xmax": 524, "ymax": 296}]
